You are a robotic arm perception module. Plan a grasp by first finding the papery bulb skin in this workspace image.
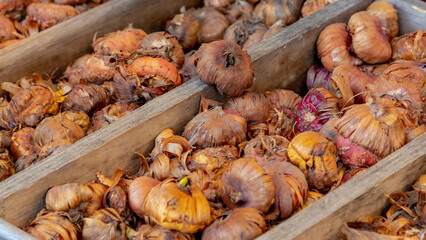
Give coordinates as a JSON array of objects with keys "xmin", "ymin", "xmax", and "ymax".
[
  {"xmin": 128, "ymin": 176, "xmax": 160, "ymax": 218},
  {"xmin": 64, "ymin": 54, "xmax": 115, "ymax": 86},
  {"xmin": 317, "ymin": 23, "xmax": 362, "ymax": 71},
  {"xmin": 306, "ymin": 65, "xmax": 332, "ymax": 90},
  {"xmin": 128, "ymin": 56, "xmax": 182, "ymax": 92},
  {"xmin": 62, "ymin": 84, "xmax": 110, "ymax": 114},
  {"xmin": 340, "ymin": 168, "xmax": 367, "ymax": 185},
  {"xmin": 2, "ymin": 85, "xmax": 55, "ymax": 129},
  {"xmin": 262, "ymin": 0, "xmax": 304, "ymax": 27},
  {"xmin": 217, "ymin": 158, "xmax": 275, "ymax": 213},
  {"xmin": 89, "ymin": 102, "xmax": 138, "ymax": 133},
  {"xmin": 348, "ymin": 11, "xmax": 392, "ymax": 64},
  {"xmin": 189, "ymin": 145, "xmax": 239, "ymax": 174},
  {"xmin": 25, "ymin": 3, "xmax": 79, "ymax": 30},
  {"xmin": 0, "ymin": 14, "xmax": 16, "ymax": 41},
  {"xmin": 263, "ymin": 161, "xmax": 308, "ymax": 218},
  {"xmin": 132, "ymin": 224, "xmax": 194, "ymax": 240},
  {"xmin": 242, "ymin": 134, "xmax": 290, "ymax": 164},
  {"xmin": 288, "ymin": 131, "xmax": 339, "ymax": 192},
  {"xmin": 138, "ymin": 180, "xmax": 211, "ymax": 233},
  {"xmin": 366, "ymin": 1, "xmax": 398, "ymax": 39},
  {"xmin": 93, "ymin": 25, "xmax": 147, "ymax": 62},
  {"xmin": 296, "ymin": 88, "xmax": 340, "ymax": 132},
  {"xmin": 194, "ymin": 40, "xmax": 253, "ymax": 97},
  {"xmin": 262, "ymin": 20, "xmax": 284, "ymax": 40},
  {"xmin": 335, "ymin": 98, "xmax": 405, "ymax": 168},
  {"xmin": 391, "ymin": 29, "xmax": 425, "ymax": 62},
  {"xmin": 319, "ymin": 118, "xmax": 339, "ymax": 143},
  {"xmin": 201, "ymin": 208, "xmax": 266, "ymax": 240},
  {"xmin": 10, "ymin": 127, "xmax": 38, "ymax": 159},
  {"xmin": 332, "ymin": 64, "xmax": 374, "ymax": 103},
  {"xmin": 183, "ymin": 107, "xmax": 247, "ymax": 148},
  {"xmin": 204, "ymin": 0, "xmax": 234, "ymax": 8},
  {"xmin": 25, "ymin": 209, "xmax": 78, "ymax": 240},
  {"xmin": 194, "ymin": 7, "xmax": 230, "ymax": 43},
  {"xmin": 139, "ymin": 31, "xmax": 185, "ymax": 69},
  {"xmin": 0, "ymin": 149, "xmax": 14, "ymax": 181},
  {"xmin": 223, "ymin": 91, "xmax": 271, "ymax": 122},
  {"xmin": 301, "ymin": 0, "xmax": 336, "ymax": 18},
  {"xmin": 82, "ymin": 208, "xmax": 126, "ymax": 240},
  {"xmin": 166, "ymin": 9, "xmax": 201, "ymax": 51}
]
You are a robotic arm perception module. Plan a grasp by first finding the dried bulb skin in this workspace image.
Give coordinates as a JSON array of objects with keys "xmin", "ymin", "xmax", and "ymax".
[
  {"xmin": 194, "ymin": 40, "xmax": 253, "ymax": 97},
  {"xmin": 288, "ymin": 131, "xmax": 339, "ymax": 191},
  {"xmin": 201, "ymin": 208, "xmax": 266, "ymax": 240},
  {"xmin": 128, "ymin": 176, "xmax": 160, "ymax": 218},
  {"xmin": 332, "ymin": 64, "xmax": 374, "ymax": 103},
  {"xmin": 139, "ymin": 180, "xmax": 211, "ymax": 233},
  {"xmin": 33, "ymin": 115, "xmax": 85, "ymax": 149},
  {"xmin": 39, "ymin": 139, "xmax": 72, "ymax": 159},
  {"xmin": 0, "ymin": 130, "xmax": 11, "ymax": 148},
  {"xmin": 263, "ymin": 161, "xmax": 308, "ymax": 218},
  {"xmin": 166, "ymin": 10, "xmax": 201, "ymax": 51},
  {"xmin": 224, "ymin": 17, "xmax": 267, "ymax": 48},
  {"xmin": 189, "ymin": 145, "xmax": 239, "ymax": 173},
  {"xmin": 93, "ymin": 25, "xmax": 147, "ymax": 61},
  {"xmin": 10, "ymin": 127, "xmax": 38, "ymax": 160},
  {"xmin": 319, "ymin": 118, "xmax": 339, "ymax": 143},
  {"xmin": 54, "ymin": 0, "xmax": 88, "ymax": 5},
  {"xmin": 139, "ymin": 31, "xmax": 185, "ymax": 69},
  {"xmin": 296, "ymin": 88, "xmax": 340, "ymax": 132},
  {"xmin": 381, "ymin": 60, "xmax": 426, "ymax": 90},
  {"xmin": 0, "ymin": 14, "xmax": 16, "ymax": 41},
  {"xmin": 301, "ymin": 0, "xmax": 336, "ymax": 18},
  {"xmin": 263, "ymin": 0, "xmax": 304, "ymax": 27},
  {"xmin": 242, "ymin": 21, "xmax": 267, "ymax": 50},
  {"xmin": 306, "ymin": 65, "xmax": 332, "ymax": 90},
  {"xmin": 340, "ymin": 168, "xmax": 367, "ymax": 185},
  {"xmin": 45, "ymin": 182, "xmax": 107, "ymax": 217},
  {"xmin": 262, "ymin": 20, "xmax": 284, "ymax": 40},
  {"xmin": 128, "ymin": 56, "xmax": 182, "ymax": 91},
  {"xmin": 204, "ymin": 0, "xmax": 234, "ymax": 8},
  {"xmin": 0, "ymin": 0, "xmax": 24, "ymax": 14},
  {"xmin": 406, "ymin": 124, "xmax": 425, "ymax": 143},
  {"xmin": 132, "ymin": 224, "xmax": 194, "ymax": 240},
  {"xmin": 15, "ymin": 154, "xmax": 39, "ymax": 172},
  {"xmin": 365, "ymin": 76, "xmax": 423, "ymax": 125},
  {"xmin": 0, "ymin": 149, "xmax": 13, "ymax": 181},
  {"xmin": 242, "ymin": 134, "xmax": 290, "ymax": 164},
  {"xmin": 317, "ymin": 23, "xmax": 362, "ymax": 71},
  {"xmin": 329, "ymin": 70, "xmax": 354, "ymax": 108},
  {"xmin": 218, "ymin": 158, "xmax": 275, "ymax": 213},
  {"xmin": 348, "ymin": 11, "xmax": 391, "ymax": 64},
  {"xmin": 181, "ymin": 51, "xmax": 197, "ymax": 82},
  {"xmin": 391, "ymin": 29, "xmax": 426, "ymax": 62},
  {"xmin": 82, "ymin": 208, "xmax": 126, "ymax": 240},
  {"xmin": 183, "ymin": 107, "xmax": 247, "ymax": 148},
  {"xmin": 26, "ymin": 209, "xmax": 78, "ymax": 240},
  {"xmin": 366, "ymin": 1, "xmax": 398, "ymax": 39},
  {"xmin": 60, "ymin": 111, "xmax": 91, "ymax": 132},
  {"xmin": 89, "ymin": 102, "xmax": 138, "ymax": 133},
  {"xmin": 64, "ymin": 54, "xmax": 115, "ymax": 86},
  {"xmin": 335, "ymin": 98, "xmax": 405, "ymax": 167},
  {"xmin": 62, "ymin": 84, "xmax": 110, "ymax": 114},
  {"xmin": 223, "ymin": 92, "xmax": 271, "ymax": 122},
  {"xmin": 25, "ymin": 3, "xmax": 79, "ymax": 30},
  {"xmin": 223, "ymin": 0, "xmax": 254, "ymax": 23},
  {"xmin": 195, "ymin": 7, "xmax": 230, "ymax": 43},
  {"xmin": 2, "ymin": 85, "xmax": 55, "ymax": 128}
]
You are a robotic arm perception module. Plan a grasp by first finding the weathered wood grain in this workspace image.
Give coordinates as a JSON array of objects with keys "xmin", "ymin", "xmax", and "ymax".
[{"xmin": 0, "ymin": 0, "xmax": 200, "ymax": 83}]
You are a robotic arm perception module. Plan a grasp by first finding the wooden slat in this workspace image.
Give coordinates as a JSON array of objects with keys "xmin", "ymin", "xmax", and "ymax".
[{"xmin": 0, "ymin": 0, "xmax": 200, "ymax": 83}]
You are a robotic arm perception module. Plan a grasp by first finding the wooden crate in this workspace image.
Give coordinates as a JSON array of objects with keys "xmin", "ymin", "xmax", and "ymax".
[{"xmin": 0, "ymin": 0, "xmax": 424, "ymax": 239}]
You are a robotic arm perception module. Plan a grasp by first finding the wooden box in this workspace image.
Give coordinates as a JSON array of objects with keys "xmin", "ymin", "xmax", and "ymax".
[{"xmin": 0, "ymin": 0, "xmax": 424, "ymax": 239}]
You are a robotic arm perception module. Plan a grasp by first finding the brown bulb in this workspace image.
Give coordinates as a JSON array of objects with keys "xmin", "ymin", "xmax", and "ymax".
[
  {"xmin": 64, "ymin": 54, "xmax": 115, "ymax": 86},
  {"xmin": 183, "ymin": 107, "xmax": 247, "ymax": 148},
  {"xmin": 262, "ymin": 0, "xmax": 304, "ymax": 27},
  {"xmin": 194, "ymin": 7, "xmax": 230, "ymax": 43},
  {"xmin": 223, "ymin": 91, "xmax": 271, "ymax": 122},
  {"xmin": 10, "ymin": 127, "xmax": 38, "ymax": 160},
  {"xmin": 194, "ymin": 40, "xmax": 253, "ymax": 97},
  {"xmin": 139, "ymin": 31, "xmax": 185, "ymax": 69},
  {"xmin": 391, "ymin": 29, "xmax": 425, "ymax": 62},
  {"xmin": 166, "ymin": 9, "xmax": 201, "ymax": 51},
  {"xmin": 26, "ymin": 209, "xmax": 78, "ymax": 240},
  {"xmin": 366, "ymin": 1, "xmax": 398, "ymax": 39},
  {"xmin": 202, "ymin": 208, "xmax": 266, "ymax": 240},
  {"xmin": 89, "ymin": 102, "xmax": 138, "ymax": 133},
  {"xmin": 62, "ymin": 84, "xmax": 110, "ymax": 114},
  {"xmin": 82, "ymin": 208, "xmax": 126, "ymax": 240},
  {"xmin": 217, "ymin": 158, "xmax": 275, "ymax": 213},
  {"xmin": 242, "ymin": 134, "xmax": 290, "ymax": 164},
  {"xmin": 188, "ymin": 145, "xmax": 239, "ymax": 174},
  {"xmin": 25, "ymin": 3, "xmax": 79, "ymax": 30}
]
